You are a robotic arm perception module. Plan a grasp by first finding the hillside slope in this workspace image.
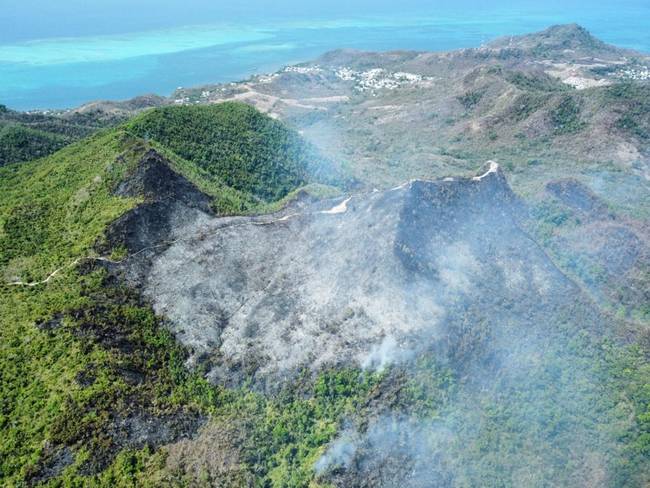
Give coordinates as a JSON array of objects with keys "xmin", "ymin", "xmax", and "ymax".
[
  {"xmin": 171, "ymin": 23, "xmax": 650, "ymax": 329},
  {"xmin": 108, "ymin": 161, "xmax": 649, "ymax": 486},
  {"xmin": 0, "ymin": 104, "xmax": 126, "ymax": 167},
  {"xmin": 2, "ymin": 140, "xmax": 647, "ymax": 486},
  {"xmin": 0, "ymin": 105, "xmax": 344, "ymax": 486},
  {"xmin": 0, "ymin": 25, "xmax": 649, "ymax": 488}
]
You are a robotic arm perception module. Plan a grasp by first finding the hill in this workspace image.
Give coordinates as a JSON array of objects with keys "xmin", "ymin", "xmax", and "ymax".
[
  {"xmin": 486, "ymin": 23, "xmax": 617, "ymax": 55},
  {"xmin": 0, "ymin": 104, "xmax": 125, "ymax": 167},
  {"xmin": 0, "ymin": 103, "xmax": 342, "ymax": 486},
  {"xmin": 102, "ymin": 160, "xmax": 649, "ymax": 487},
  {"xmin": 0, "ymin": 25, "xmax": 649, "ymax": 488},
  {"xmin": 176, "ymin": 24, "xmax": 650, "ymax": 327},
  {"xmin": 1, "ymin": 140, "xmax": 648, "ymax": 487},
  {"xmin": 125, "ymin": 103, "xmax": 340, "ymax": 203}
]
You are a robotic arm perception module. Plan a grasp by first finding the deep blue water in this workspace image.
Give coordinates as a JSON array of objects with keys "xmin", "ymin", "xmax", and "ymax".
[{"xmin": 1, "ymin": 1, "xmax": 649, "ymax": 110}]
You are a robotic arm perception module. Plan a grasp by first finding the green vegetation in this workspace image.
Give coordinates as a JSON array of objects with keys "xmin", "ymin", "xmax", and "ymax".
[
  {"xmin": 550, "ymin": 94, "xmax": 586, "ymax": 135},
  {"xmin": 0, "ymin": 130, "xmax": 145, "ymax": 484},
  {"xmin": 0, "ymin": 108, "xmax": 123, "ymax": 167},
  {"xmin": 603, "ymin": 83, "xmax": 650, "ymax": 140},
  {"xmin": 0, "ymin": 102, "xmax": 340, "ymax": 281},
  {"xmin": 457, "ymin": 90, "xmax": 484, "ymax": 110},
  {"xmin": 506, "ymin": 71, "xmax": 567, "ymax": 92},
  {"xmin": 0, "ymin": 130, "xmax": 142, "ymax": 280},
  {"xmin": 255, "ymin": 183, "xmax": 343, "ymax": 215},
  {"xmin": 126, "ymin": 103, "xmax": 338, "ymax": 202},
  {"xmin": 0, "ymin": 124, "xmax": 73, "ymax": 168},
  {"xmin": 504, "ymin": 92, "xmax": 547, "ymax": 122}
]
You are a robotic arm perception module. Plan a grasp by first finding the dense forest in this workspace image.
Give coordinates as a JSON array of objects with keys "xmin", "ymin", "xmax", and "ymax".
[{"xmin": 0, "ymin": 106, "xmax": 124, "ymax": 167}]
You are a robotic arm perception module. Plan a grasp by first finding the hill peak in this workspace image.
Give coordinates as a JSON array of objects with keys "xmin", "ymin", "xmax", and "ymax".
[{"xmin": 487, "ymin": 23, "xmax": 611, "ymax": 54}]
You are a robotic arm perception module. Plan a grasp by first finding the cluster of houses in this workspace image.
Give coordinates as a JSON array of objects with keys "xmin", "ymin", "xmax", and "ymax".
[
  {"xmin": 613, "ymin": 65, "xmax": 650, "ymax": 81},
  {"xmin": 283, "ymin": 65, "xmax": 324, "ymax": 75},
  {"xmin": 169, "ymin": 62, "xmax": 438, "ymax": 106},
  {"xmin": 335, "ymin": 67, "xmax": 433, "ymax": 94},
  {"xmin": 253, "ymin": 64, "xmax": 434, "ymax": 96}
]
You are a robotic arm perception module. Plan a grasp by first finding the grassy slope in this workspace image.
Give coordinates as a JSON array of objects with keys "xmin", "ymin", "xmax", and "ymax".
[
  {"xmin": 0, "ymin": 104, "xmax": 648, "ymax": 487},
  {"xmin": 1, "ymin": 129, "xmax": 142, "ymax": 483}
]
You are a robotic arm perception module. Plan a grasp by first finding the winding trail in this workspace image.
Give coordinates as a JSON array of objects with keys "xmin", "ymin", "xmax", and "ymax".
[{"xmin": 7, "ymin": 195, "xmax": 354, "ymax": 288}]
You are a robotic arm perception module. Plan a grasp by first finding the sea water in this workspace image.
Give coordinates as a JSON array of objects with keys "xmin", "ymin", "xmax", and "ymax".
[{"xmin": 1, "ymin": 1, "xmax": 649, "ymax": 110}]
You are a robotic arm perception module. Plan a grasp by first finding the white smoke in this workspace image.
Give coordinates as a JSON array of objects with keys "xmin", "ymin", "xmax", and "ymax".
[
  {"xmin": 314, "ymin": 432, "xmax": 357, "ymax": 474},
  {"xmin": 361, "ymin": 335, "xmax": 414, "ymax": 372},
  {"xmin": 314, "ymin": 416, "xmax": 455, "ymax": 485}
]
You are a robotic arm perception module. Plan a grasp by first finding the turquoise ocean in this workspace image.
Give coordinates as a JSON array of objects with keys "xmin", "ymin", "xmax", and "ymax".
[{"xmin": 1, "ymin": 2, "xmax": 649, "ymax": 110}]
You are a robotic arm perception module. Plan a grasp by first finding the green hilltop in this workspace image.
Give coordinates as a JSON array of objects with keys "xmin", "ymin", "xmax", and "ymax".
[
  {"xmin": 126, "ymin": 102, "xmax": 339, "ymax": 203},
  {"xmin": 0, "ymin": 102, "xmax": 341, "ymax": 285}
]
